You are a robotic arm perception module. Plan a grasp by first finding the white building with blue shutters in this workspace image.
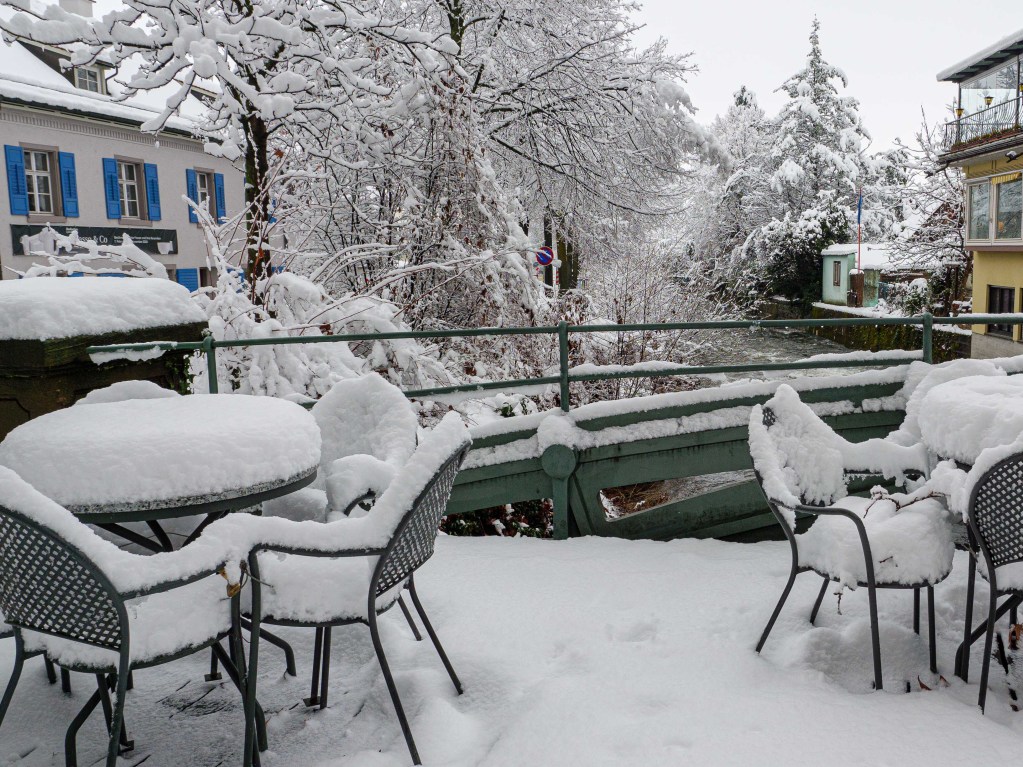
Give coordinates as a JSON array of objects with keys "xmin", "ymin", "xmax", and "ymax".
[{"xmin": 0, "ymin": 0, "xmax": 242, "ymax": 292}]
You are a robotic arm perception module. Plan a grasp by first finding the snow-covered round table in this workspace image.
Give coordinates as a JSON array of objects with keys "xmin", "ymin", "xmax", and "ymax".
[
  {"xmin": 0, "ymin": 393, "xmax": 321, "ymax": 551},
  {"xmin": 919, "ymin": 375, "xmax": 1023, "ymax": 466}
]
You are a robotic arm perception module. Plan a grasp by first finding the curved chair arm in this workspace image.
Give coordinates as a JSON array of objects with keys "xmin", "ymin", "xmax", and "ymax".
[
  {"xmin": 117, "ymin": 560, "xmax": 240, "ymax": 601},
  {"xmin": 325, "ymin": 455, "xmax": 395, "ymax": 516},
  {"xmin": 251, "ymin": 542, "xmax": 386, "ymax": 559},
  {"xmin": 794, "ymin": 502, "xmax": 879, "ymax": 590}
]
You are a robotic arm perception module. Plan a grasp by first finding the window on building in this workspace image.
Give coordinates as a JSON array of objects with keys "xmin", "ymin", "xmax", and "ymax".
[
  {"xmin": 23, "ymin": 149, "xmax": 55, "ymax": 214},
  {"xmin": 74, "ymin": 67, "xmax": 101, "ymax": 93},
  {"xmin": 117, "ymin": 160, "xmax": 142, "ymax": 219},
  {"xmin": 995, "ymin": 175, "xmax": 1022, "ymax": 240},
  {"xmin": 195, "ymin": 171, "xmax": 214, "ymax": 216},
  {"xmin": 987, "ymin": 285, "xmax": 1016, "ymax": 337},
  {"xmin": 969, "ymin": 182, "xmax": 991, "ymax": 241},
  {"xmin": 832, "ymin": 260, "xmax": 842, "ymax": 287}
]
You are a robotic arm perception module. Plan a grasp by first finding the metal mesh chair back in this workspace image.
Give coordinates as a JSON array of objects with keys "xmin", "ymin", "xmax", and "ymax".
[
  {"xmin": 970, "ymin": 453, "xmax": 1023, "ymax": 571},
  {"xmin": 761, "ymin": 405, "xmax": 777, "ymax": 428},
  {"xmin": 375, "ymin": 445, "xmax": 470, "ymax": 596},
  {"xmin": 0, "ymin": 506, "xmax": 123, "ymax": 650}
]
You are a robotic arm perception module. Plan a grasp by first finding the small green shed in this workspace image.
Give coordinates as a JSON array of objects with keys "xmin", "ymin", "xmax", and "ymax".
[{"xmin": 820, "ymin": 243, "xmax": 893, "ymax": 308}]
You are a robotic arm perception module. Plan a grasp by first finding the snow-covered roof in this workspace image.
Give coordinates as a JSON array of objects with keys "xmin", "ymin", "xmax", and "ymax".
[
  {"xmin": 0, "ymin": 5, "xmax": 207, "ymax": 135},
  {"xmin": 937, "ymin": 28, "xmax": 1023, "ymax": 83},
  {"xmin": 820, "ymin": 243, "xmax": 911, "ymax": 272}
]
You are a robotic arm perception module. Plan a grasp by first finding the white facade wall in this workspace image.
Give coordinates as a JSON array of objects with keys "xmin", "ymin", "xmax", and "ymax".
[{"xmin": 0, "ymin": 103, "xmax": 243, "ymax": 285}]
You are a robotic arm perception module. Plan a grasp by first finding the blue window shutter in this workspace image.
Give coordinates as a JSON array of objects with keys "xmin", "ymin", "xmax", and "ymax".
[
  {"xmin": 185, "ymin": 168, "xmax": 198, "ymax": 223},
  {"xmin": 102, "ymin": 158, "xmax": 120, "ymax": 219},
  {"xmin": 213, "ymin": 172, "xmax": 226, "ymax": 223},
  {"xmin": 58, "ymin": 152, "xmax": 79, "ymax": 218},
  {"xmin": 5, "ymin": 145, "xmax": 28, "ymax": 216},
  {"xmin": 143, "ymin": 163, "xmax": 161, "ymax": 221},
  {"xmin": 176, "ymin": 267, "xmax": 199, "ymax": 292},
  {"xmin": 98, "ymin": 272, "xmax": 126, "ymax": 277}
]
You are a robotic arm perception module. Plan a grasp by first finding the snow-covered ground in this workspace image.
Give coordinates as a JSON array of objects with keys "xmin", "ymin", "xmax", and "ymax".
[{"xmin": 1, "ymin": 535, "xmax": 1021, "ymax": 766}]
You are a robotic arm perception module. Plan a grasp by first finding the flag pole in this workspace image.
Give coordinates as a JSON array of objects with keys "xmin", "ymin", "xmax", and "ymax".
[{"xmin": 856, "ymin": 187, "xmax": 862, "ymax": 272}]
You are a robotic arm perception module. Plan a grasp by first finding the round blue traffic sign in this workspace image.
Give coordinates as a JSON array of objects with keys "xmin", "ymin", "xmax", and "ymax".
[{"xmin": 536, "ymin": 247, "xmax": 554, "ymax": 266}]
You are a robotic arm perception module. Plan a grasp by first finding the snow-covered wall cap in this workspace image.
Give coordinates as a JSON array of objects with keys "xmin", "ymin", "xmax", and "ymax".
[
  {"xmin": 0, "ymin": 277, "xmax": 206, "ymax": 340},
  {"xmin": 0, "ymin": 465, "xmax": 248, "ymax": 593},
  {"xmin": 937, "ymin": 28, "xmax": 1023, "ymax": 83}
]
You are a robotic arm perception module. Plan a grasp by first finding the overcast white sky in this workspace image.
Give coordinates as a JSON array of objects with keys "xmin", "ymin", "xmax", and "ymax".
[{"xmin": 632, "ymin": 0, "xmax": 1014, "ymax": 150}]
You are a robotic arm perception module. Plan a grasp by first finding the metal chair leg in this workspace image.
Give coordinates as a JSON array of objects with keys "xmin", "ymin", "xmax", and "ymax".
[
  {"xmin": 809, "ymin": 576, "xmax": 829, "ymax": 625},
  {"xmin": 913, "ymin": 588, "xmax": 921, "ymax": 635},
  {"xmin": 304, "ymin": 627, "xmax": 324, "ymax": 708},
  {"xmin": 44, "ymin": 656, "xmax": 58, "ymax": 685},
  {"xmin": 398, "ymin": 594, "xmax": 423, "ymax": 641},
  {"xmin": 96, "ymin": 674, "xmax": 133, "ymax": 753},
  {"xmin": 927, "ymin": 586, "xmax": 937, "ymax": 674},
  {"xmin": 369, "ymin": 611, "xmax": 421, "ymax": 766},
  {"xmin": 318, "ymin": 627, "xmax": 332, "ymax": 710},
  {"xmin": 211, "ymin": 641, "xmax": 266, "ymax": 759},
  {"xmin": 866, "ymin": 582, "xmax": 884, "ymax": 691},
  {"xmin": 978, "ymin": 590, "xmax": 1000, "ymax": 713},
  {"xmin": 756, "ymin": 564, "xmax": 798, "ymax": 653},
  {"xmin": 958, "ymin": 550, "xmax": 977, "ymax": 681},
  {"xmin": 61, "ymin": 668, "xmax": 72, "ymax": 694},
  {"xmin": 206, "ymin": 649, "xmax": 223, "ymax": 682},
  {"xmin": 243, "ymin": 620, "xmax": 296, "ymax": 677},
  {"xmin": 0, "ymin": 631, "xmax": 25, "ymax": 727},
  {"xmin": 105, "ymin": 659, "xmax": 131, "ymax": 767},
  {"xmin": 408, "ymin": 576, "xmax": 462, "ymax": 695},
  {"xmin": 64, "ymin": 686, "xmax": 103, "ymax": 767}
]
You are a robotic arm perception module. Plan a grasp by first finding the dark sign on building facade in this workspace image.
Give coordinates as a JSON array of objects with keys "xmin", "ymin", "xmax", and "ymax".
[{"xmin": 11, "ymin": 225, "xmax": 179, "ymax": 256}]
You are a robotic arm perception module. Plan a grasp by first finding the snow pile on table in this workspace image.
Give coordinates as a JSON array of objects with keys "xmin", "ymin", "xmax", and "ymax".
[
  {"xmin": 2, "ymin": 536, "xmax": 1020, "ymax": 766},
  {"xmin": 75, "ymin": 379, "xmax": 181, "ymax": 406},
  {"xmin": 918, "ymin": 375, "xmax": 1023, "ymax": 465},
  {"xmin": 0, "ymin": 277, "xmax": 206, "ymax": 340},
  {"xmin": 0, "ymin": 394, "xmax": 320, "ymax": 508},
  {"xmin": 886, "ymin": 359, "xmax": 1006, "ymax": 447}
]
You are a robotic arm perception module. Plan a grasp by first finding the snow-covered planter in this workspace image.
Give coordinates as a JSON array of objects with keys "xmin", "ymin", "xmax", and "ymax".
[{"xmin": 0, "ymin": 278, "xmax": 207, "ymax": 438}]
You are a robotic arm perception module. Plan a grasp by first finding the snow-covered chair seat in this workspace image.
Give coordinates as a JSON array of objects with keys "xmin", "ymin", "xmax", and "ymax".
[
  {"xmin": 748, "ymin": 384, "xmax": 955, "ymax": 691},
  {"xmin": 217, "ymin": 412, "xmax": 471, "ymax": 765},
  {"xmin": 0, "ymin": 467, "xmax": 256, "ymax": 767}
]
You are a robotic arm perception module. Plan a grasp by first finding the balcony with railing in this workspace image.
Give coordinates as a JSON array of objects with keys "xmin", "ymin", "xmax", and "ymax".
[{"xmin": 943, "ymin": 97, "xmax": 1023, "ymax": 151}]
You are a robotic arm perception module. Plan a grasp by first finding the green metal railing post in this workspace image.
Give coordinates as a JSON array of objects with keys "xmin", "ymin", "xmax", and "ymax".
[
  {"xmin": 921, "ymin": 312, "xmax": 933, "ymax": 364},
  {"xmin": 202, "ymin": 332, "xmax": 219, "ymax": 394},
  {"xmin": 558, "ymin": 321, "xmax": 571, "ymax": 413}
]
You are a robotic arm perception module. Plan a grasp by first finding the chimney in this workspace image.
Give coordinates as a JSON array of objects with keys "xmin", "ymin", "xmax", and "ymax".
[{"xmin": 58, "ymin": 0, "xmax": 93, "ymax": 17}]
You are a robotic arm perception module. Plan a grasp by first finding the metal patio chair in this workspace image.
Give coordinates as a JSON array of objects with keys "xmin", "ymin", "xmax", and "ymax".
[
  {"xmin": 0, "ymin": 473, "xmax": 258, "ymax": 767},
  {"xmin": 312, "ymin": 372, "xmax": 419, "ymax": 516},
  {"xmin": 960, "ymin": 448, "xmax": 1023, "ymax": 712},
  {"xmin": 749, "ymin": 385, "xmax": 955, "ymax": 691},
  {"xmin": 244, "ymin": 413, "xmax": 471, "ymax": 765}
]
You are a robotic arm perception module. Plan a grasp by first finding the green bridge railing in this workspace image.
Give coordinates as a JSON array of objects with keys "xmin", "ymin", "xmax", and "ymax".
[
  {"xmin": 86, "ymin": 312, "xmax": 1023, "ymax": 541},
  {"xmin": 87, "ymin": 311, "xmax": 1008, "ymax": 409}
]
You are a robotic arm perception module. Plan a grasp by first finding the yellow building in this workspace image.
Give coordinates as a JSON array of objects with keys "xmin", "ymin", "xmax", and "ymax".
[{"xmin": 938, "ymin": 35, "xmax": 1023, "ymax": 358}]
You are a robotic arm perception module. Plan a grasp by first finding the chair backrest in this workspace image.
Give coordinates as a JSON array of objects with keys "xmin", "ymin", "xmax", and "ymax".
[
  {"xmin": 0, "ymin": 506, "xmax": 124, "ymax": 650},
  {"xmin": 748, "ymin": 385, "xmax": 848, "ymax": 510},
  {"xmin": 312, "ymin": 374, "xmax": 418, "ymax": 487},
  {"xmin": 373, "ymin": 443, "xmax": 470, "ymax": 597},
  {"xmin": 969, "ymin": 452, "xmax": 1023, "ymax": 572}
]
